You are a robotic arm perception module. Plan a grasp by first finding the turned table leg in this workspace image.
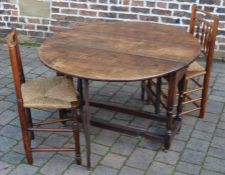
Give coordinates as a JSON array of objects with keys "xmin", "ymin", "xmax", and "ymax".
[
  {"xmin": 165, "ymin": 73, "xmax": 177, "ymax": 149},
  {"xmin": 176, "ymin": 74, "xmax": 186, "ymax": 133}
]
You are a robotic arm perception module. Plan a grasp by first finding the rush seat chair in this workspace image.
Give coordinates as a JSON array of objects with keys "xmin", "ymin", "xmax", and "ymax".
[
  {"xmin": 6, "ymin": 29, "xmax": 81, "ymax": 165},
  {"xmin": 142, "ymin": 4, "xmax": 219, "ymax": 118}
]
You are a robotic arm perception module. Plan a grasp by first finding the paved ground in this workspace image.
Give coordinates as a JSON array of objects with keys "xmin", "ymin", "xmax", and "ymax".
[{"xmin": 0, "ymin": 44, "xmax": 225, "ymax": 175}]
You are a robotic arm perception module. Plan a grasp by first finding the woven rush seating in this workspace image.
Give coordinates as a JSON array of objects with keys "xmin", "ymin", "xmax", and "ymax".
[
  {"xmin": 186, "ymin": 61, "xmax": 206, "ymax": 79},
  {"xmin": 22, "ymin": 76, "xmax": 77, "ymax": 108}
]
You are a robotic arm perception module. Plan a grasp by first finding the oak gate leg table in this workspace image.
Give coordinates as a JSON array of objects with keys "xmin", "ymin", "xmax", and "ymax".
[{"xmin": 39, "ymin": 22, "xmax": 201, "ymax": 169}]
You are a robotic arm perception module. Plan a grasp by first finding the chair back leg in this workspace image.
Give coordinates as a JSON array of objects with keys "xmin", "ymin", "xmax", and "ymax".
[
  {"xmin": 59, "ymin": 109, "xmax": 67, "ymax": 124},
  {"xmin": 200, "ymin": 73, "xmax": 210, "ymax": 118}
]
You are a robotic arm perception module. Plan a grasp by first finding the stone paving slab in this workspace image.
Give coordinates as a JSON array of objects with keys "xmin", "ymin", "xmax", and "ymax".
[{"xmin": 0, "ymin": 44, "xmax": 225, "ymax": 174}]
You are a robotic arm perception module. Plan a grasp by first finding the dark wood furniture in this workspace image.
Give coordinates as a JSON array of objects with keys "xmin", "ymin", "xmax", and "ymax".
[
  {"xmin": 39, "ymin": 22, "xmax": 201, "ymax": 168},
  {"xmin": 6, "ymin": 29, "xmax": 81, "ymax": 165},
  {"xmin": 144, "ymin": 4, "xmax": 219, "ymax": 118}
]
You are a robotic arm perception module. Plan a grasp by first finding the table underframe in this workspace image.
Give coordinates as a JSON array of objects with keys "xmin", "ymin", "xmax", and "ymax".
[{"xmin": 77, "ymin": 68, "xmax": 186, "ymax": 169}]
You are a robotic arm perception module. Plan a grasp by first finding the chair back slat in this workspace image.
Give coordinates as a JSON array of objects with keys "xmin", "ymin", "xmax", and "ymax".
[
  {"xmin": 195, "ymin": 24, "xmax": 200, "ymax": 39},
  {"xmin": 189, "ymin": 4, "xmax": 219, "ymax": 71},
  {"xmin": 203, "ymin": 25, "xmax": 209, "ymax": 50},
  {"xmin": 6, "ymin": 29, "xmax": 25, "ymax": 100},
  {"xmin": 200, "ymin": 23, "xmax": 205, "ymax": 45}
]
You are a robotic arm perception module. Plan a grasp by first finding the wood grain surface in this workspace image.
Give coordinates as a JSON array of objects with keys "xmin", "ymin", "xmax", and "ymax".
[{"xmin": 39, "ymin": 22, "xmax": 201, "ymax": 81}]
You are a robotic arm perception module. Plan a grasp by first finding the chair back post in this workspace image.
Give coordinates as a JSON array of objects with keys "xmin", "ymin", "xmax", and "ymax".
[
  {"xmin": 7, "ymin": 29, "xmax": 25, "ymax": 101},
  {"xmin": 189, "ymin": 4, "xmax": 219, "ymax": 118},
  {"xmin": 205, "ymin": 15, "xmax": 219, "ymax": 73},
  {"xmin": 189, "ymin": 4, "xmax": 197, "ymax": 35},
  {"xmin": 189, "ymin": 5, "xmax": 219, "ymax": 72}
]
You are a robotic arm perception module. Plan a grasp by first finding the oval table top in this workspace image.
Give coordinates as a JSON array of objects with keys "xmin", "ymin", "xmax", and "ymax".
[{"xmin": 39, "ymin": 22, "xmax": 201, "ymax": 81}]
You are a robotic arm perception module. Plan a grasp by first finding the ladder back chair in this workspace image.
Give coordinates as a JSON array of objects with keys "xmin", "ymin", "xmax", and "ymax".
[
  {"xmin": 143, "ymin": 4, "xmax": 219, "ymax": 118},
  {"xmin": 6, "ymin": 29, "xmax": 81, "ymax": 165}
]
